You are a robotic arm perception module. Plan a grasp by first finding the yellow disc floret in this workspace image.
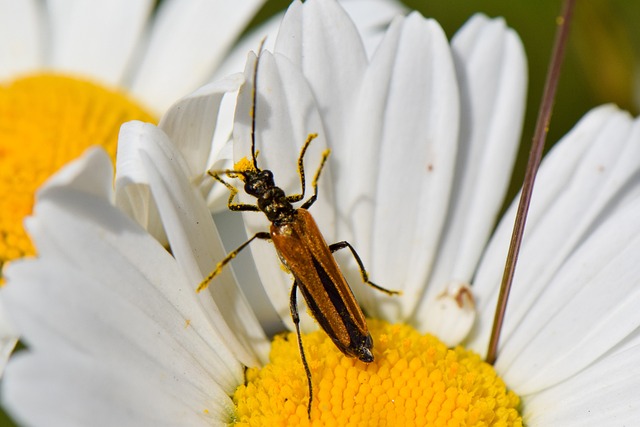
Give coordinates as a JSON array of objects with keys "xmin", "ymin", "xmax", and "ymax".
[
  {"xmin": 233, "ymin": 319, "xmax": 522, "ymax": 426},
  {"xmin": 0, "ymin": 73, "xmax": 155, "ymax": 272}
]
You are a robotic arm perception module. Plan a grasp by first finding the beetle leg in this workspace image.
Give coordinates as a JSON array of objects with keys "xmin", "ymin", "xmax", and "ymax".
[
  {"xmin": 299, "ymin": 148, "xmax": 330, "ymax": 210},
  {"xmin": 286, "ymin": 133, "xmax": 317, "ymax": 204},
  {"xmin": 290, "ymin": 281, "xmax": 313, "ymax": 419},
  {"xmin": 208, "ymin": 170, "xmax": 260, "ymax": 212},
  {"xmin": 329, "ymin": 241, "xmax": 401, "ymax": 296},
  {"xmin": 196, "ymin": 231, "xmax": 270, "ymax": 293}
]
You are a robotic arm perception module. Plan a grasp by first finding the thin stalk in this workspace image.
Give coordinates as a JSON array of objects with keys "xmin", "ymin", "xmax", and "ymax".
[{"xmin": 485, "ymin": 0, "xmax": 576, "ymax": 365}]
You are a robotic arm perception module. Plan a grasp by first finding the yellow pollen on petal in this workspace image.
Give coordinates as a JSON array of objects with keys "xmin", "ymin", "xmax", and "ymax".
[
  {"xmin": 0, "ymin": 73, "xmax": 156, "ymax": 274},
  {"xmin": 233, "ymin": 156, "xmax": 257, "ymax": 177},
  {"xmin": 232, "ymin": 319, "xmax": 522, "ymax": 426}
]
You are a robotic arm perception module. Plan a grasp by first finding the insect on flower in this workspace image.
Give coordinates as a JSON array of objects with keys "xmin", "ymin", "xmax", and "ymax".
[{"xmin": 196, "ymin": 49, "xmax": 400, "ymax": 417}]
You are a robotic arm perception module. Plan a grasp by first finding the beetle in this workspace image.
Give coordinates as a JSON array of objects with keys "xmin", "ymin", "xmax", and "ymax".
[{"xmin": 197, "ymin": 50, "xmax": 398, "ymax": 417}]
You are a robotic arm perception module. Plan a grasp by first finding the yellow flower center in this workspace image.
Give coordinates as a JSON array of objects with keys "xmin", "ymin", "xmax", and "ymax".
[
  {"xmin": 232, "ymin": 319, "xmax": 522, "ymax": 426},
  {"xmin": 0, "ymin": 73, "xmax": 155, "ymax": 272}
]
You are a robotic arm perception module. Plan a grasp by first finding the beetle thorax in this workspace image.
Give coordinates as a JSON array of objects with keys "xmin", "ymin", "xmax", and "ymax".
[{"xmin": 244, "ymin": 169, "xmax": 295, "ymax": 224}]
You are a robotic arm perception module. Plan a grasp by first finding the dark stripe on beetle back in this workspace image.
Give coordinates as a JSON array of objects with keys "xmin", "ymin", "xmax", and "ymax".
[
  {"xmin": 311, "ymin": 257, "xmax": 351, "ymax": 320},
  {"xmin": 308, "ymin": 256, "xmax": 369, "ymax": 356},
  {"xmin": 296, "ymin": 264, "xmax": 347, "ymax": 353},
  {"xmin": 298, "ymin": 258, "xmax": 352, "ymax": 354}
]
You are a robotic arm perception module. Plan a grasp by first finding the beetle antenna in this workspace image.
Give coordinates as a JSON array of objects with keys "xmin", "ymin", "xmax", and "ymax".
[{"xmin": 250, "ymin": 38, "xmax": 266, "ymax": 171}]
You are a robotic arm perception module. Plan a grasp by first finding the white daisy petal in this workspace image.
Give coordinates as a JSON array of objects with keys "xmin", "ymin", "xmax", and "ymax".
[
  {"xmin": 23, "ymin": 148, "xmax": 114, "ymax": 260},
  {"xmin": 339, "ymin": 0, "xmax": 408, "ymax": 57},
  {"xmin": 232, "ymin": 51, "xmax": 333, "ymax": 332},
  {"xmin": 19, "ymin": 152, "xmax": 243, "ymax": 384},
  {"xmin": 437, "ymin": 14, "xmax": 527, "ymax": 287},
  {"xmin": 342, "ymin": 13, "xmax": 459, "ymax": 320},
  {"xmin": 115, "ymin": 122, "xmax": 183, "ymax": 244},
  {"xmin": 524, "ymin": 333, "xmax": 640, "ymax": 425},
  {"xmin": 0, "ymin": 302, "xmax": 17, "ymax": 378},
  {"xmin": 275, "ymin": 0, "xmax": 368, "ymax": 152},
  {"xmin": 497, "ymin": 194, "xmax": 640, "ymax": 393},
  {"xmin": 412, "ymin": 14, "xmax": 527, "ymax": 337},
  {"xmin": 420, "ymin": 281, "xmax": 476, "ymax": 347},
  {"xmin": 4, "ymin": 353, "xmax": 223, "ymax": 427},
  {"xmin": 39, "ymin": 145, "xmax": 115, "ymax": 201},
  {"xmin": 497, "ymin": 195, "xmax": 640, "ymax": 393},
  {"xmin": 211, "ymin": 14, "xmax": 282, "ymax": 81},
  {"xmin": 47, "ymin": 0, "xmax": 153, "ymax": 85},
  {"xmin": 116, "ymin": 122, "xmax": 269, "ymax": 365},
  {"xmin": 470, "ymin": 105, "xmax": 638, "ymax": 353},
  {"xmin": 159, "ymin": 73, "xmax": 245, "ymax": 177},
  {"xmin": 213, "ymin": 0, "xmax": 406, "ymax": 81},
  {"xmin": 4, "ymin": 260, "xmax": 235, "ymax": 415},
  {"xmin": 136, "ymin": 129, "xmax": 270, "ymax": 364},
  {"xmin": 159, "ymin": 73, "xmax": 245, "ymax": 212},
  {"xmin": 130, "ymin": 0, "xmax": 266, "ymax": 114},
  {"xmin": 469, "ymin": 106, "xmax": 640, "ymax": 394},
  {"xmin": 3, "ymin": 149, "xmax": 246, "ymax": 422},
  {"xmin": 0, "ymin": 0, "xmax": 43, "ymax": 80}
]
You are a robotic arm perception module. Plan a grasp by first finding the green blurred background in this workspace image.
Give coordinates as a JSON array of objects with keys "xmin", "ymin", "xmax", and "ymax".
[{"xmin": 2, "ymin": 1, "xmax": 638, "ymax": 425}]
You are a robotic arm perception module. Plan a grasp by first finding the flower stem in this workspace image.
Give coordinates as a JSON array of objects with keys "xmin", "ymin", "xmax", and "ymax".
[{"xmin": 486, "ymin": 0, "xmax": 576, "ymax": 365}]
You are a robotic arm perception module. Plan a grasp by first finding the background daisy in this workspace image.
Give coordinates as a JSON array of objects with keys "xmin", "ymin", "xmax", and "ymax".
[
  {"xmin": 0, "ymin": 0, "xmax": 268, "ymax": 366},
  {"xmin": 0, "ymin": 0, "xmax": 271, "ymax": 272}
]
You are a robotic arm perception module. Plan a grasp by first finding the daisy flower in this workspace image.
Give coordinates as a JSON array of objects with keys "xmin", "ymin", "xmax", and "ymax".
[
  {"xmin": 0, "ymin": 0, "xmax": 407, "ymax": 374},
  {"xmin": 0, "ymin": 0, "xmax": 267, "ymax": 369},
  {"xmin": 3, "ymin": 0, "xmax": 640, "ymax": 425},
  {"xmin": 0, "ymin": 0, "xmax": 270, "ymax": 266}
]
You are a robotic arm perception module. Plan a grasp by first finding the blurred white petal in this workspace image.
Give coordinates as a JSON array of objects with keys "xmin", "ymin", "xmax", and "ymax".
[
  {"xmin": 339, "ymin": 0, "xmax": 408, "ymax": 56},
  {"xmin": 0, "ymin": 304, "xmax": 17, "ymax": 378},
  {"xmin": 159, "ymin": 73, "xmax": 245, "ymax": 177},
  {"xmin": 0, "ymin": 0, "xmax": 42, "ymax": 79},
  {"xmin": 130, "ymin": 0, "xmax": 266, "ymax": 113},
  {"xmin": 4, "ymin": 353, "xmax": 224, "ymax": 427},
  {"xmin": 47, "ymin": 0, "xmax": 153, "ymax": 84}
]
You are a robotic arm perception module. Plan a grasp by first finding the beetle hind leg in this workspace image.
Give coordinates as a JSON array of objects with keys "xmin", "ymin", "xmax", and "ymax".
[
  {"xmin": 290, "ymin": 281, "xmax": 313, "ymax": 419},
  {"xmin": 329, "ymin": 241, "xmax": 401, "ymax": 296}
]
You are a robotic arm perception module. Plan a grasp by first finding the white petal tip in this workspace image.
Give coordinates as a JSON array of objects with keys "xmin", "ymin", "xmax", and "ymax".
[{"xmin": 424, "ymin": 282, "xmax": 476, "ymax": 347}]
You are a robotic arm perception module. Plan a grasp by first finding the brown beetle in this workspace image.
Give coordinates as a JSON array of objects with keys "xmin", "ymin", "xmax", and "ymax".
[{"xmin": 197, "ymin": 51, "xmax": 398, "ymax": 417}]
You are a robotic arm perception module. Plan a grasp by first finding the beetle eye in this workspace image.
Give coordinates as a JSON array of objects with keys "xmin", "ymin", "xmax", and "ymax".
[
  {"xmin": 262, "ymin": 170, "xmax": 274, "ymax": 182},
  {"xmin": 245, "ymin": 181, "xmax": 257, "ymax": 194}
]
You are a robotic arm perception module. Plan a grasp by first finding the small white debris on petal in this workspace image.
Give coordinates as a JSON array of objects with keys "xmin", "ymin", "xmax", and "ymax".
[{"xmin": 424, "ymin": 281, "xmax": 476, "ymax": 347}]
